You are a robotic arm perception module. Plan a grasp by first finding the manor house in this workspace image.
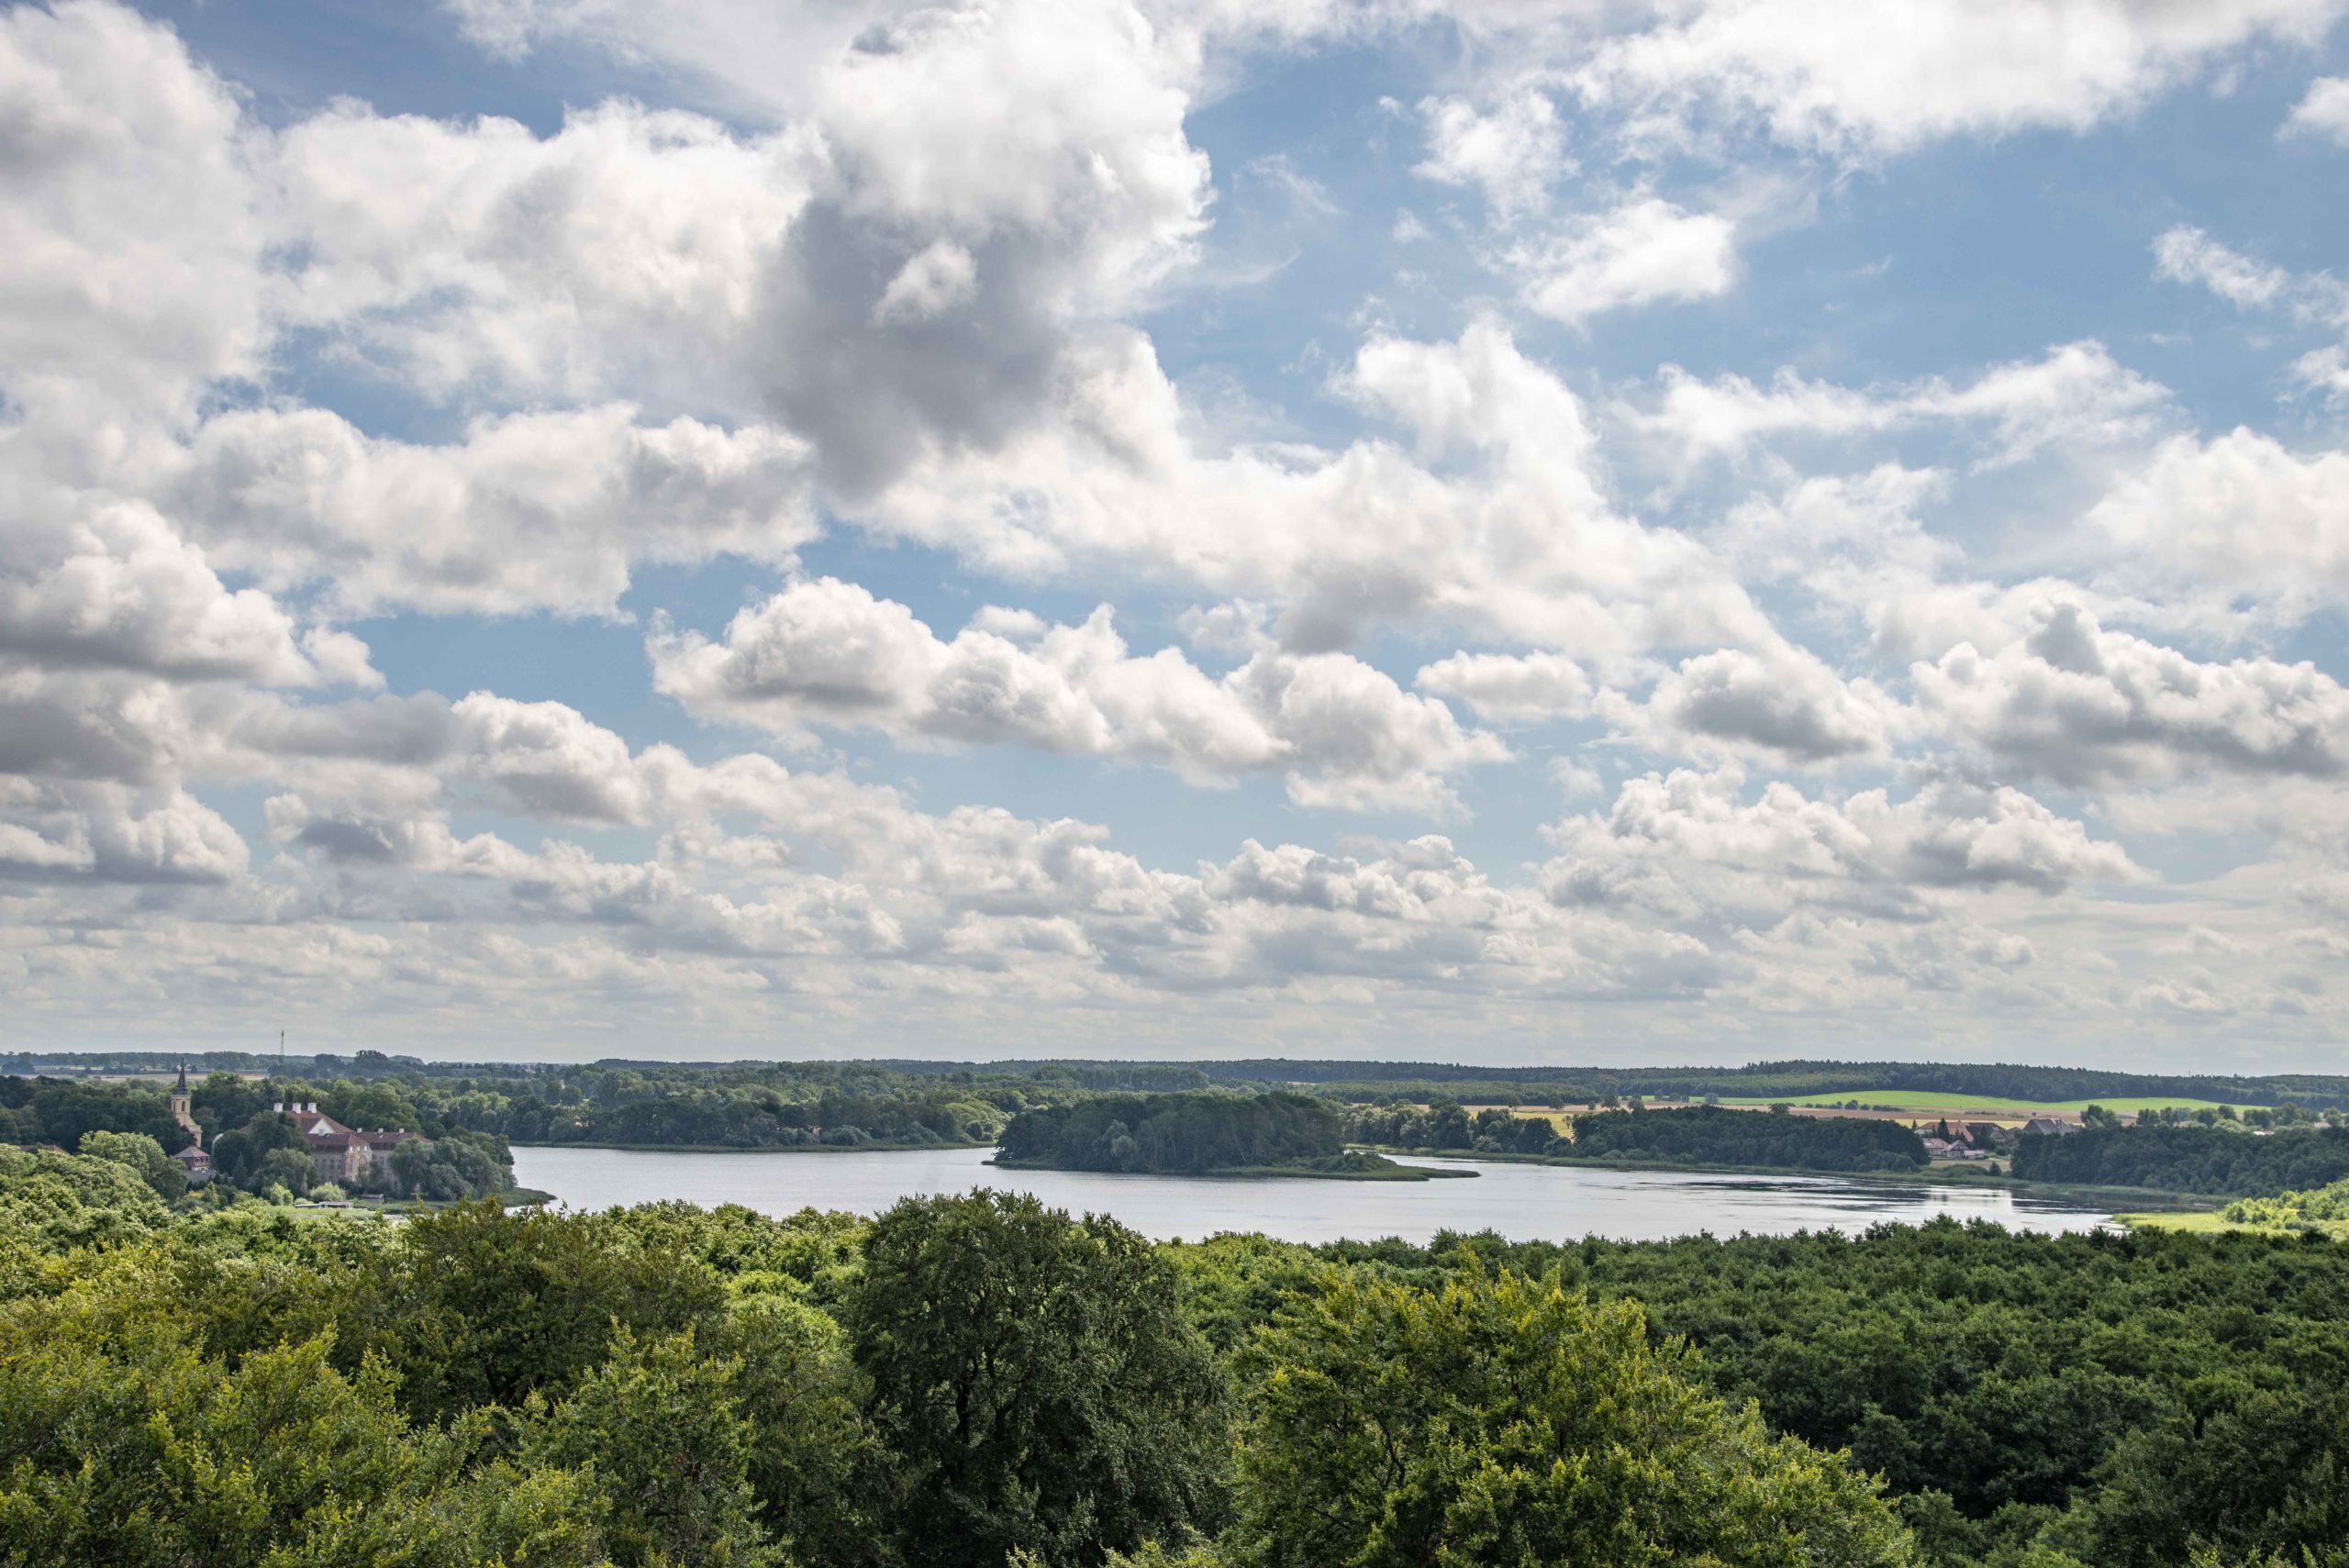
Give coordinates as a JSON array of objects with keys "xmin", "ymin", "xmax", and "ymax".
[{"xmin": 272, "ymin": 1100, "xmax": 427, "ymax": 1186}]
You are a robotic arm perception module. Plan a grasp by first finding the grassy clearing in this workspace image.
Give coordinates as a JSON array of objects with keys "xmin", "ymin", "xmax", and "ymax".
[
  {"xmin": 2114, "ymin": 1209, "xmax": 2242, "ymax": 1234},
  {"xmin": 2118, "ymin": 1207, "xmax": 2349, "ymax": 1240}
]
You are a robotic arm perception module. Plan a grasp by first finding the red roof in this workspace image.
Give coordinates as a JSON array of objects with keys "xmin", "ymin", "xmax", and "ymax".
[{"xmin": 284, "ymin": 1110, "xmax": 424, "ymax": 1151}]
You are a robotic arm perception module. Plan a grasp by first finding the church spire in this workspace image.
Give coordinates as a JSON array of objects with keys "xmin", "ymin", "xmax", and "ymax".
[{"xmin": 174, "ymin": 1059, "xmax": 189, "ymax": 1093}]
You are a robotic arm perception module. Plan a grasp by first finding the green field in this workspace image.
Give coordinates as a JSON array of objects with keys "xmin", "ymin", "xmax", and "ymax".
[
  {"xmin": 2117, "ymin": 1208, "xmax": 2349, "ymax": 1239},
  {"xmin": 1720, "ymin": 1091, "xmax": 2252, "ymax": 1118}
]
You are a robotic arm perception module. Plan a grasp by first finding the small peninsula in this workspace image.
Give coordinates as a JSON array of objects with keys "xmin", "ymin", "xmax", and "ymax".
[{"xmin": 993, "ymin": 1091, "xmax": 1472, "ymax": 1180}]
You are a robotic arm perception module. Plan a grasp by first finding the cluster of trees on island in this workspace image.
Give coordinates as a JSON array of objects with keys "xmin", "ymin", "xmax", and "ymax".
[
  {"xmin": 5, "ymin": 1142, "xmax": 2346, "ymax": 1568},
  {"xmin": 996, "ymin": 1092, "xmax": 1351, "ymax": 1173}
]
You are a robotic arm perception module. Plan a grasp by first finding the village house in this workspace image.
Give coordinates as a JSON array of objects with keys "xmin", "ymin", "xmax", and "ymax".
[
  {"xmin": 272, "ymin": 1101, "xmax": 428, "ymax": 1186},
  {"xmin": 2021, "ymin": 1117, "xmax": 2079, "ymax": 1138}
]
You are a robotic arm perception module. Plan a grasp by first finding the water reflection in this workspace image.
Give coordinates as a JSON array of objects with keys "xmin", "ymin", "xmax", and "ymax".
[{"xmin": 511, "ymin": 1144, "xmax": 2115, "ymax": 1245}]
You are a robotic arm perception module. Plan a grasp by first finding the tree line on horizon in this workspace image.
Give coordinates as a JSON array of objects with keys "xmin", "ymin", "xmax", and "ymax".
[{"xmin": 22, "ymin": 1051, "xmax": 2349, "ymax": 1113}]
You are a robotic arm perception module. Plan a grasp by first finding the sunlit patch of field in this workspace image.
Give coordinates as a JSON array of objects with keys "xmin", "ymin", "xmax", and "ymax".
[{"xmin": 2115, "ymin": 1209, "xmax": 2349, "ymax": 1239}]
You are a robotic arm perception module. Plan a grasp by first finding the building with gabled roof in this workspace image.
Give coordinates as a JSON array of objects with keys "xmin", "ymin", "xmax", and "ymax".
[{"xmin": 271, "ymin": 1100, "xmax": 427, "ymax": 1186}]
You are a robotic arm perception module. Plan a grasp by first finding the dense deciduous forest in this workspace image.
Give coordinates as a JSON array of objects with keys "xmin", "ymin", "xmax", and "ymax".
[
  {"xmin": 1168, "ymin": 1221, "xmax": 2349, "ymax": 1568},
  {"xmin": 995, "ymin": 1092, "xmax": 1347, "ymax": 1173},
  {"xmin": 2014, "ymin": 1124, "xmax": 2349, "ymax": 1195},
  {"xmin": 1561, "ymin": 1106, "xmax": 1930, "ymax": 1173},
  {"xmin": 0, "ymin": 1075, "xmax": 196, "ymax": 1152},
  {"xmin": 7, "ymin": 1064, "xmax": 1063, "ymax": 1156},
  {"xmin": 6, "ymin": 1144, "xmax": 2347, "ymax": 1568}
]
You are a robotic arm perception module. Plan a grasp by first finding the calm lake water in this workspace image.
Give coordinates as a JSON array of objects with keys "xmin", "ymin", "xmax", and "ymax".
[{"xmin": 510, "ymin": 1144, "xmax": 2115, "ymax": 1245}]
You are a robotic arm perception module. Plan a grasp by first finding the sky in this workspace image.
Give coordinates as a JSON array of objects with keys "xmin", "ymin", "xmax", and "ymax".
[{"xmin": 3, "ymin": 0, "xmax": 2348, "ymax": 1069}]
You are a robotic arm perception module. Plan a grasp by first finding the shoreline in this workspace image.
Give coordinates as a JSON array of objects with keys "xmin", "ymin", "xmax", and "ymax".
[
  {"xmin": 988, "ymin": 1154, "xmax": 1476, "ymax": 1182},
  {"xmin": 511, "ymin": 1138, "xmax": 994, "ymax": 1155},
  {"xmin": 1356, "ymin": 1146, "xmax": 2210, "ymax": 1210}
]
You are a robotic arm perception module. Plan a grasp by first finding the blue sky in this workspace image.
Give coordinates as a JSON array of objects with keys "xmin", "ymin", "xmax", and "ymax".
[{"xmin": 4, "ymin": 0, "xmax": 2347, "ymax": 1066}]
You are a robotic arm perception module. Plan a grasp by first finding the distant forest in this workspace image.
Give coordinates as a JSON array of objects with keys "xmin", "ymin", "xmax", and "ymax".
[
  {"xmin": 28, "ymin": 1051, "xmax": 2349, "ymax": 1110},
  {"xmin": 1565, "ymin": 1105, "xmax": 1929, "ymax": 1173}
]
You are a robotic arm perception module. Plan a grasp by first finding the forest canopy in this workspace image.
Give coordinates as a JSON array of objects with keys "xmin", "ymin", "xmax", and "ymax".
[
  {"xmin": 996, "ymin": 1092, "xmax": 1346, "ymax": 1173},
  {"xmin": 2013, "ymin": 1124, "xmax": 2349, "ymax": 1195},
  {"xmin": 5, "ymin": 1148, "xmax": 2348, "ymax": 1568}
]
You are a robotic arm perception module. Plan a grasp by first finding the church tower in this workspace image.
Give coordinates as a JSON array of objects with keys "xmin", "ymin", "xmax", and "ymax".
[{"xmin": 168, "ymin": 1061, "xmax": 201, "ymax": 1146}]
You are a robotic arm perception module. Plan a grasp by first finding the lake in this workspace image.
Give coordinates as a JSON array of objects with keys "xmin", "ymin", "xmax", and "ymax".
[{"xmin": 510, "ymin": 1144, "xmax": 2116, "ymax": 1244}]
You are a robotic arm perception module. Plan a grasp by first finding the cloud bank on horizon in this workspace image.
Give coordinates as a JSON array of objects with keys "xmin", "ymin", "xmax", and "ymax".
[{"xmin": 2, "ymin": 0, "xmax": 2345, "ymax": 1066}]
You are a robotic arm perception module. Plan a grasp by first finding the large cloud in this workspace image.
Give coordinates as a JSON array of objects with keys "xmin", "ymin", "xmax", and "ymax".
[
  {"xmin": 1560, "ymin": 0, "xmax": 2347, "ymax": 157},
  {"xmin": 2082, "ymin": 429, "xmax": 2349, "ymax": 622},
  {"xmin": 0, "ymin": 0, "xmax": 267, "ymax": 427},
  {"xmin": 166, "ymin": 406, "xmax": 817, "ymax": 618},
  {"xmin": 649, "ymin": 577, "xmax": 1510, "ymax": 811},
  {"xmin": 862, "ymin": 318, "xmax": 1772, "ymax": 664},
  {"xmin": 1640, "ymin": 644, "xmax": 1902, "ymax": 765},
  {"xmin": 1542, "ymin": 764, "xmax": 2141, "ymax": 924},
  {"xmin": 0, "ymin": 480, "xmax": 373, "ymax": 687},
  {"xmin": 0, "ymin": 778, "xmax": 247, "ymax": 885},
  {"xmin": 270, "ymin": 2, "xmax": 1208, "ymax": 497},
  {"xmin": 1913, "ymin": 601, "xmax": 2349, "ymax": 786}
]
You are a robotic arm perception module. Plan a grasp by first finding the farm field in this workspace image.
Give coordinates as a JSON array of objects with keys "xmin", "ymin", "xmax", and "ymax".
[
  {"xmin": 1719, "ymin": 1091, "xmax": 2253, "ymax": 1118},
  {"xmin": 1456, "ymin": 1102, "xmax": 1700, "ymax": 1118},
  {"xmin": 1455, "ymin": 1093, "xmax": 2250, "ymax": 1129}
]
